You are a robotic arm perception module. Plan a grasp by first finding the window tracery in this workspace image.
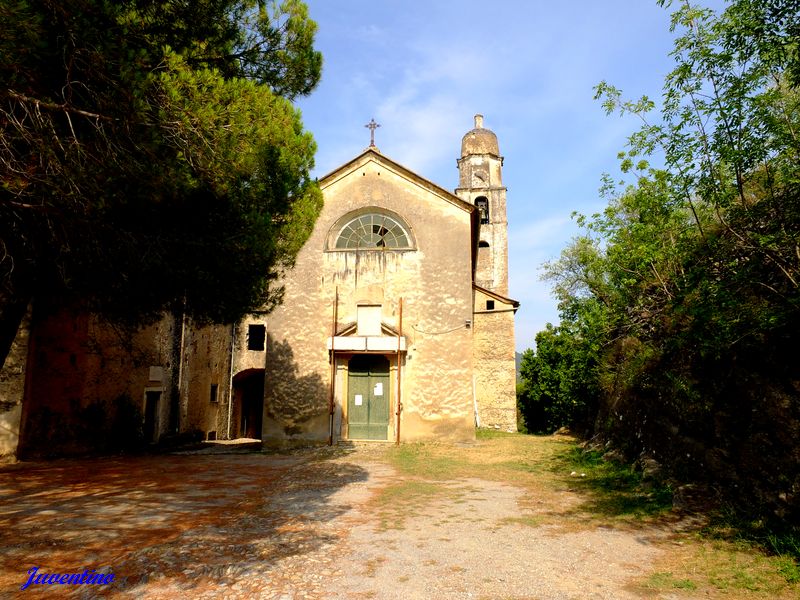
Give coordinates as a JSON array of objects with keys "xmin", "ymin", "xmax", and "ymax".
[{"xmin": 333, "ymin": 213, "xmax": 412, "ymax": 249}]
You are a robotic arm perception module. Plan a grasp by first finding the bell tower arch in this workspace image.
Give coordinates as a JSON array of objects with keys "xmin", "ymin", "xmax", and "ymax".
[{"xmin": 455, "ymin": 114, "xmax": 509, "ymax": 295}]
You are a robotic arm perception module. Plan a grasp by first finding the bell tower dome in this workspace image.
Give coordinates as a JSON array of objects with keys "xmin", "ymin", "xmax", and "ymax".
[{"xmin": 455, "ymin": 114, "xmax": 508, "ymax": 295}]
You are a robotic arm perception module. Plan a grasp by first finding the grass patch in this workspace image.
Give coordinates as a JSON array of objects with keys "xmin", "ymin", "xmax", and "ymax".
[
  {"xmin": 697, "ymin": 541, "xmax": 798, "ymax": 595},
  {"xmin": 498, "ymin": 515, "xmax": 541, "ymax": 528},
  {"xmin": 704, "ymin": 509, "xmax": 800, "ymax": 561},
  {"xmin": 349, "ymin": 433, "xmax": 798, "ymax": 598},
  {"xmin": 383, "ymin": 444, "xmax": 467, "ymax": 479},
  {"xmin": 380, "ymin": 432, "xmax": 575, "ymax": 489},
  {"xmin": 475, "ymin": 428, "xmax": 518, "ymax": 440},
  {"xmin": 370, "ymin": 479, "xmax": 455, "ymax": 529},
  {"xmin": 373, "ymin": 480, "xmax": 444, "ymax": 506},
  {"xmin": 497, "ymin": 459, "xmax": 548, "ymax": 474},
  {"xmin": 645, "ymin": 571, "xmax": 697, "ymax": 590},
  {"xmin": 635, "ymin": 539, "xmax": 800, "ymax": 598},
  {"xmin": 362, "ymin": 556, "xmax": 387, "ymax": 577},
  {"xmin": 556, "ymin": 447, "xmax": 674, "ymax": 519},
  {"xmin": 700, "ymin": 509, "xmax": 800, "ymax": 585}
]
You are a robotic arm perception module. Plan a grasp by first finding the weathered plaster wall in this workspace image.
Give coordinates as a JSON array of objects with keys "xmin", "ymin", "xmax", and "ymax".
[
  {"xmin": 0, "ymin": 306, "xmax": 31, "ymax": 456},
  {"xmin": 232, "ymin": 319, "xmax": 269, "ymax": 374},
  {"xmin": 227, "ymin": 319, "xmax": 268, "ymax": 439},
  {"xmin": 262, "ymin": 152, "xmax": 476, "ymax": 444},
  {"xmin": 473, "ymin": 290, "xmax": 517, "ymax": 431},
  {"xmin": 179, "ymin": 322, "xmax": 232, "ymax": 439},
  {"xmin": 16, "ymin": 307, "xmax": 177, "ymax": 456}
]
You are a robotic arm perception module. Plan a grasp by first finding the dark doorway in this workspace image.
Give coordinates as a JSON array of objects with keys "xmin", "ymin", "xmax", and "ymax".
[
  {"xmin": 233, "ymin": 370, "xmax": 265, "ymax": 439},
  {"xmin": 347, "ymin": 355, "xmax": 390, "ymax": 440},
  {"xmin": 143, "ymin": 390, "xmax": 161, "ymax": 443}
]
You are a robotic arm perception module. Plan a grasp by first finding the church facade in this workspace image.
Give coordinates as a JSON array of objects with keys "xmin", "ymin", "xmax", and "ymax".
[{"xmin": 0, "ymin": 116, "xmax": 518, "ymax": 456}]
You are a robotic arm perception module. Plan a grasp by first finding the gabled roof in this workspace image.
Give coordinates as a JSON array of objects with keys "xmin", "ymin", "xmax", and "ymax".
[
  {"xmin": 318, "ymin": 147, "xmax": 476, "ymax": 215},
  {"xmin": 319, "ymin": 146, "xmax": 481, "ymax": 275},
  {"xmin": 473, "ymin": 284, "xmax": 520, "ymax": 308}
]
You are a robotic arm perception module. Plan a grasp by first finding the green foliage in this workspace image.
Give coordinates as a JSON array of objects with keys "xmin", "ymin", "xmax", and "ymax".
[
  {"xmin": 517, "ymin": 312, "xmax": 603, "ymax": 434},
  {"xmin": 529, "ymin": 0, "xmax": 800, "ymax": 527},
  {"xmin": 704, "ymin": 506, "xmax": 800, "ymax": 565},
  {"xmin": 0, "ymin": 1, "xmax": 323, "ymax": 358},
  {"xmin": 557, "ymin": 448, "xmax": 675, "ymax": 518},
  {"xmin": 645, "ymin": 572, "xmax": 698, "ymax": 591},
  {"xmin": 385, "ymin": 444, "xmax": 464, "ymax": 479}
]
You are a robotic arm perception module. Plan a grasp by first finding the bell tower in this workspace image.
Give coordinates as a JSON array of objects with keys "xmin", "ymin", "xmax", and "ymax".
[{"xmin": 455, "ymin": 114, "xmax": 508, "ymax": 295}]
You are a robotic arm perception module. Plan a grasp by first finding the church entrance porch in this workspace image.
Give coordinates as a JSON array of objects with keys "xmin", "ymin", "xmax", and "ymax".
[{"xmin": 346, "ymin": 355, "xmax": 390, "ymax": 440}]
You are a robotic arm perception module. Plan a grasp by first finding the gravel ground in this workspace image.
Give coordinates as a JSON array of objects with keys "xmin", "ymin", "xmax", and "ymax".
[{"xmin": 0, "ymin": 443, "xmax": 674, "ymax": 599}]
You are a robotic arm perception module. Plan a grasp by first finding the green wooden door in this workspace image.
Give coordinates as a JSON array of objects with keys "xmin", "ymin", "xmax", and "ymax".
[{"xmin": 347, "ymin": 355, "xmax": 390, "ymax": 440}]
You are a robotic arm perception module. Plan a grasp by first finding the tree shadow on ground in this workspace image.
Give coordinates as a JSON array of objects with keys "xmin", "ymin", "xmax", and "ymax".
[
  {"xmin": 548, "ymin": 446, "xmax": 679, "ymax": 526},
  {"xmin": 0, "ymin": 449, "xmax": 365, "ymax": 597}
]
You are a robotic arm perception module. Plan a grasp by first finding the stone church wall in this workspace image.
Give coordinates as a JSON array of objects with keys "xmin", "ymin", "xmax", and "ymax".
[
  {"xmin": 262, "ymin": 153, "xmax": 476, "ymax": 444},
  {"xmin": 473, "ymin": 292, "xmax": 517, "ymax": 431}
]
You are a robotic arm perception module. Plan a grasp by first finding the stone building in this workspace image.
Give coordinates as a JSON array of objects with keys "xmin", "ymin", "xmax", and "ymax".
[{"xmin": 0, "ymin": 115, "xmax": 518, "ymax": 456}]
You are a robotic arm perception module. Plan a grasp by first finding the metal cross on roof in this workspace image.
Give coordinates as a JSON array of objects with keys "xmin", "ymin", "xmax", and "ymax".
[{"xmin": 365, "ymin": 118, "xmax": 380, "ymax": 147}]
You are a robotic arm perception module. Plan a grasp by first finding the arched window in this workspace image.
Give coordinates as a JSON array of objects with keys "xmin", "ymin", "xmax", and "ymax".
[
  {"xmin": 332, "ymin": 212, "xmax": 413, "ymax": 250},
  {"xmin": 475, "ymin": 197, "xmax": 489, "ymax": 224},
  {"xmin": 478, "ymin": 240, "xmax": 490, "ymax": 248}
]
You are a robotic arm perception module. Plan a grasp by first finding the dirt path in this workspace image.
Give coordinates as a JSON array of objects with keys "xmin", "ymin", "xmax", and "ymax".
[
  {"xmin": 319, "ymin": 468, "xmax": 665, "ymax": 600},
  {"xmin": 0, "ymin": 436, "xmax": 794, "ymax": 599},
  {"xmin": 100, "ymin": 456, "xmax": 665, "ymax": 599}
]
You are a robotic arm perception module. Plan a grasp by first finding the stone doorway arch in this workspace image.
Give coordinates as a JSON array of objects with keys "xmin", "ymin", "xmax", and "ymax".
[{"xmin": 232, "ymin": 369, "xmax": 264, "ymax": 439}]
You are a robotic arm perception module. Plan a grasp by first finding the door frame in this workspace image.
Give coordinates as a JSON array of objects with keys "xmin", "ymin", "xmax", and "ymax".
[
  {"xmin": 341, "ymin": 353, "xmax": 396, "ymax": 441},
  {"xmin": 232, "ymin": 369, "xmax": 265, "ymax": 440},
  {"xmin": 142, "ymin": 386, "xmax": 164, "ymax": 443}
]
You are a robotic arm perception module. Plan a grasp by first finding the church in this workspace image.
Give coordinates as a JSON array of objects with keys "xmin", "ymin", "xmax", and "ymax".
[{"xmin": 0, "ymin": 115, "xmax": 518, "ymax": 456}]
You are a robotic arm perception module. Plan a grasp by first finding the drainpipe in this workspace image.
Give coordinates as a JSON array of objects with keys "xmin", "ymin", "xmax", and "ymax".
[
  {"xmin": 473, "ymin": 375, "xmax": 480, "ymax": 428},
  {"xmin": 226, "ymin": 322, "xmax": 236, "ymax": 439},
  {"xmin": 177, "ymin": 310, "xmax": 187, "ymax": 431},
  {"xmin": 328, "ymin": 288, "xmax": 338, "ymax": 446},
  {"xmin": 168, "ymin": 305, "xmax": 186, "ymax": 435},
  {"xmin": 395, "ymin": 297, "xmax": 403, "ymax": 445}
]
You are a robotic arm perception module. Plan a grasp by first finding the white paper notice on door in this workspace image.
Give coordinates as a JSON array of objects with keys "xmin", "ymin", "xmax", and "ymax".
[
  {"xmin": 354, "ymin": 394, "xmax": 363, "ymax": 406},
  {"xmin": 374, "ymin": 382, "xmax": 383, "ymax": 396}
]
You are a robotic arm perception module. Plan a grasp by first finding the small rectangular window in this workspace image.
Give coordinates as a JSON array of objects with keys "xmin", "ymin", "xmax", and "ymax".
[
  {"xmin": 486, "ymin": 300, "xmax": 495, "ymax": 310},
  {"xmin": 247, "ymin": 324, "xmax": 266, "ymax": 351},
  {"xmin": 210, "ymin": 383, "xmax": 219, "ymax": 403}
]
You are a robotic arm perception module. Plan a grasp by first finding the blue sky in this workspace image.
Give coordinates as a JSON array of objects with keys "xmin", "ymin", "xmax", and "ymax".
[{"xmin": 296, "ymin": 0, "xmax": 726, "ymax": 351}]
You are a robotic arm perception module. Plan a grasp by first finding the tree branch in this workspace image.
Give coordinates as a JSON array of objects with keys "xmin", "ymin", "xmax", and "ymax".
[{"xmin": 4, "ymin": 89, "xmax": 114, "ymax": 121}]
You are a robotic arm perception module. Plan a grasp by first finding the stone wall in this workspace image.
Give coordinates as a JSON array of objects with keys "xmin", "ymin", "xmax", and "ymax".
[
  {"xmin": 261, "ymin": 151, "xmax": 476, "ymax": 444},
  {"xmin": 16, "ymin": 307, "xmax": 177, "ymax": 456},
  {"xmin": 472, "ymin": 289, "xmax": 517, "ymax": 431},
  {"xmin": 12, "ymin": 305, "xmax": 235, "ymax": 456},
  {"xmin": 0, "ymin": 305, "xmax": 31, "ymax": 456},
  {"xmin": 179, "ymin": 322, "xmax": 233, "ymax": 440}
]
